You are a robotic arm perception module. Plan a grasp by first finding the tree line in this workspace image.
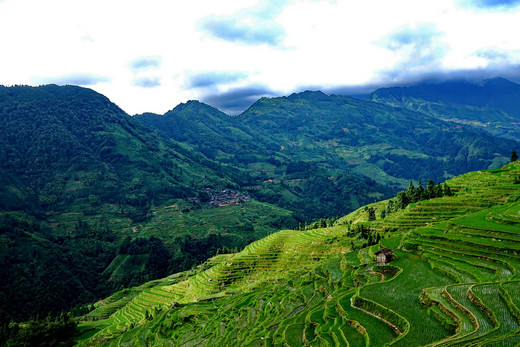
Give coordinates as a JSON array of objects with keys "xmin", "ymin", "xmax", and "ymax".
[{"xmin": 395, "ymin": 180, "xmax": 453, "ymax": 211}]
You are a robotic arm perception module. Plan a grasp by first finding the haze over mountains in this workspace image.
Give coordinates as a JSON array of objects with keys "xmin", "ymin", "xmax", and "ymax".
[{"xmin": 1, "ymin": 77, "xmax": 520, "ymax": 335}]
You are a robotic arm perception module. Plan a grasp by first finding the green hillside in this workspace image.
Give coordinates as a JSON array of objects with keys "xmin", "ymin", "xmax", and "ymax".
[
  {"xmin": 75, "ymin": 161, "xmax": 520, "ymax": 346},
  {"xmin": 0, "ymin": 85, "xmax": 245, "ymax": 214},
  {"xmin": 0, "ymin": 85, "xmax": 300, "ymax": 320},
  {"xmin": 135, "ymin": 98, "xmax": 397, "ymax": 221},
  {"xmin": 368, "ymin": 77, "xmax": 520, "ymax": 141},
  {"xmin": 240, "ymin": 91, "xmax": 516, "ymax": 186},
  {"xmin": 136, "ymin": 91, "xmax": 518, "ymax": 220},
  {"xmin": 135, "ymin": 100, "xmax": 274, "ymax": 163},
  {"xmin": 138, "ymin": 90, "xmax": 518, "ymax": 190}
]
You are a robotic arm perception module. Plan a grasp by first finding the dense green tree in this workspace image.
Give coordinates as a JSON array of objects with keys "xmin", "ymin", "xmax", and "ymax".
[
  {"xmin": 392, "ymin": 180, "xmax": 453, "ymax": 213},
  {"xmin": 511, "ymin": 150, "xmax": 518, "ymax": 162},
  {"xmin": 0, "ymin": 312, "xmax": 77, "ymax": 346},
  {"xmin": 442, "ymin": 183, "xmax": 453, "ymax": 196},
  {"xmin": 367, "ymin": 207, "xmax": 376, "ymax": 221},
  {"xmin": 426, "ymin": 179, "xmax": 436, "ymax": 199},
  {"xmin": 416, "ymin": 182, "xmax": 425, "ymax": 201},
  {"xmin": 397, "ymin": 191, "xmax": 409, "ymax": 209}
]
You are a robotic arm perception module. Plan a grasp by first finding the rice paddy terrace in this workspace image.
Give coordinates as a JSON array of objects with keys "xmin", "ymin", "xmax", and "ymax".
[{"xmin": 77, "ymin": 162, "xmax": 520, "ymax": 346}]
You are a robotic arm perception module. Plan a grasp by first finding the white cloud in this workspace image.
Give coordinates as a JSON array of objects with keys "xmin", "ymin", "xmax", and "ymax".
[{"xmin": 0, "ymin": 0, "xmax": 519, "ymax": 114}]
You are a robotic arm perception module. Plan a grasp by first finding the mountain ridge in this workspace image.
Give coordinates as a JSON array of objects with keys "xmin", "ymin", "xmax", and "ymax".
[
  {"xmin": 0, "ymin": 84, "xmax": 301, "ymax": 321},
  {"xmin": 369, "ymin": 77, "xmax": 520, "ymax": 114},
  {"xmin": 368, "ymin": 77, "xmax": 520, "ymax": 140}
]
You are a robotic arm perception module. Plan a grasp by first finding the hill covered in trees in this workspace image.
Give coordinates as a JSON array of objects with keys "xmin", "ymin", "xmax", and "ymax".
[
  {"xmin": 0, "ymin": 85, "xmax": 390, "ymax": 321},
  {"xmin": 138, "ymin": 89, "xmax": 517, "ymax": 192},
  {"xmin": 239, "ymin": 90, "xmax": 516, "ymax": 186},
  {"xmin": 135, "ymin": 98, "xmax": 397, "ymax": 220},
  {"xmin": 0, "ymin": 85, "xmax": 299, "ymax": 321}
]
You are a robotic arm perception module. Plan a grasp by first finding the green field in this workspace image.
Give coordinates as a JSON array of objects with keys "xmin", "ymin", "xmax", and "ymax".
[{"xmin": 76, "ymin": 161, "xmax": 520, "ymax": 346}]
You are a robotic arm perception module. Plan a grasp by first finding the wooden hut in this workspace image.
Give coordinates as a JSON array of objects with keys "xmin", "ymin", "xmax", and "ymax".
[{"xmin": 375, "ymin": 248, "xmax": 393, "ymax": 265}]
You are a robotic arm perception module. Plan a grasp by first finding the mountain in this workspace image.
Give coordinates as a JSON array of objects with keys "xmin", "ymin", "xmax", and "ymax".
[
  {"xmin": 139, "ymin": 91, "xmax": 518, "ymax": 188},
  {"xmin": 239, "ymin": 90, "xmax": 517, "ymax": 185},
  {"xmin": 135, "ymin": 100, "xmax": 273, "ymax": 162},
  {"xmin": 74, "ymin": 161, "xmax": 520, "ymax": 346},
  {"xmin": 135, "ymin": 99, "xmax": 396, "ymax": 221},
  {"xmin": 0, "ymin": 84, "xmax": 238, "ymax": 209},
  {"xmin": 0, "ymin": 85, "xmax": 299, "ymax": 320},
  {"xmin": 368, "ymin": 77, "xmax": 520, "ymax": 140},
  {"xmin": 136, "ymin": 92, "xmax": 519, "ymax": 221}
]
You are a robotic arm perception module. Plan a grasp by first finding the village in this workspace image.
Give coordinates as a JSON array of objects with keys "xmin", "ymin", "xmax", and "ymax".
[{"xmin": 203, "ymin": 188, "xmax": 251, "ymax": 207}]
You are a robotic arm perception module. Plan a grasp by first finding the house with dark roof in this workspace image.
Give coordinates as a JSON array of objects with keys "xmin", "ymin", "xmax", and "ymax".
[{"xmin": 375, "ymin": 247, "xmax": 393, "ymax": 265}]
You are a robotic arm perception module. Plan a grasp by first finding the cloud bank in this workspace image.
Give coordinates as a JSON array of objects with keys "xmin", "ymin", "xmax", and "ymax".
[
  {"xmin": 201, "ymin": 19, "xmax": 285, "ymax": 46},
  {"xmin": 461, "ymin": 0, "xmax": 520, "ymax": 8},
  {"xmin": 186, "ymin": 71, "xmax": 248, "ymax": 89},
  {"xmin": 201, "ymin": 85, "xmax": 278, "ymax": 115},
  {"xmin": 128, "ymin": 56, "xmax": 162, "ymax": 72},
  {"xmin": 199, "ymin": 0, "xmax": 288, "ymax": 46},
  {"xmin": 132, "ymin": 77, "xmax": 161, "ymax": 88}
]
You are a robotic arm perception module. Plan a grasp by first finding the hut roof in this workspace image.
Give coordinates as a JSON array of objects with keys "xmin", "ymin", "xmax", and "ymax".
[{"xmin": 375, "ymin": 247, "xmax": 393, "ymax": 256}]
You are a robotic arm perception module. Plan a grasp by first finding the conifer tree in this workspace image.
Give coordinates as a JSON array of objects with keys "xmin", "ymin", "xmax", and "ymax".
[
  {"xmin": 387, "ymin": 200, "xmax": 395, "ymax": 214},
  {"xmin": 367, "ymin": 207, "xmax": 376, "ymax": 221},
  {"xmin": 416, "ymin": 181, "xmax": 425, "ymax": 201},
  {"xmin": 397, "ymin": 191, "xmax": 409, "ymax": 209},
  {"xmin": 442, "ymin": 183, "xmax": 453, "ymax": 196},
  {"xmin": 406, "ymin": 181, "xmax": 416, "ymax": 202},
  {"xmin": 434, "ymin": 182, "xmax": 443, "ymax": 198},
  {"xmin": 426, "ymin": 179, "xmax": 436, "ymax": 199}
]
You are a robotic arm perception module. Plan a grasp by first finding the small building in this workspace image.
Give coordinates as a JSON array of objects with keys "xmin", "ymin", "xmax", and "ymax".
[{"xmin": 375, "ymin": 248, "xmax": 393, "ymax": 265}]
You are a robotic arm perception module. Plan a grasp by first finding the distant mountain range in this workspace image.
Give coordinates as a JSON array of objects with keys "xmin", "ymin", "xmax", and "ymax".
[
  {"xmin": 368, "ymin": 77, "xmax": 520, "ymax": 140},
  {"xmin": 1, "ymin": 77, "xmax": 519, "ymax": 321},
  {"xmin": 137, "ymin": 85, "xmax": 518, "ymax": 190}
]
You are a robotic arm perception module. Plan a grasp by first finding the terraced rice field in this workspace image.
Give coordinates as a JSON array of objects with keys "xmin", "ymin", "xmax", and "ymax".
[{"xmin": 77, "ymin": 162, "xmax": 520, "ymax": 346}]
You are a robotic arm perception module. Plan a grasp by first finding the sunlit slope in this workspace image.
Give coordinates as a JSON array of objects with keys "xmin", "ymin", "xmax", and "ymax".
[{"xmin": 78, "ymin": 162, "xmax": 520, "ymax": 346}]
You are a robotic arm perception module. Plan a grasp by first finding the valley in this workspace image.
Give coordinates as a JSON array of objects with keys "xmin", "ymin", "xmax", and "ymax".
[{"xmin": 1, "ymin": 79, "xmax": 520, "ymax": 345}]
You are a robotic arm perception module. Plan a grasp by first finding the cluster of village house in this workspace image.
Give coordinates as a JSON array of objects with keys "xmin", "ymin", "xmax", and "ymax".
[{"xmin": 205, "ymin": 189, "xmax": 251, "ymax": 207}]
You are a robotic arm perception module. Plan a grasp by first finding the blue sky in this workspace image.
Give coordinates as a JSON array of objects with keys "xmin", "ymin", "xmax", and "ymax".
[{"xmin": 1, "ymin": 0, "xmax": 520, "ymax": 114}]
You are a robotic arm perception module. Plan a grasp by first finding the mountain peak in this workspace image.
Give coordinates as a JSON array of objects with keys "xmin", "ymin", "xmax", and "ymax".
[
  {"xmin": 287, "ymin": 90, "xmax": 328, "ymax": 101},
  {"xmin": 168, "ymin": 99, "xmax": 225, "ymax": 116}
]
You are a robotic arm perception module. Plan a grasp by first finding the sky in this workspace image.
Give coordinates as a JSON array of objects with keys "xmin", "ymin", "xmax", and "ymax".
[{"xmin": 1, "ymin": 0, "xmax": 520, "ymax": 115}]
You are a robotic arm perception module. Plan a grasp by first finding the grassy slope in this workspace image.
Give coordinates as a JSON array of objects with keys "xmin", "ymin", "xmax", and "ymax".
[{"xmin": 76, "ymin": 161, "xmax": 520, "ymax": 346}]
